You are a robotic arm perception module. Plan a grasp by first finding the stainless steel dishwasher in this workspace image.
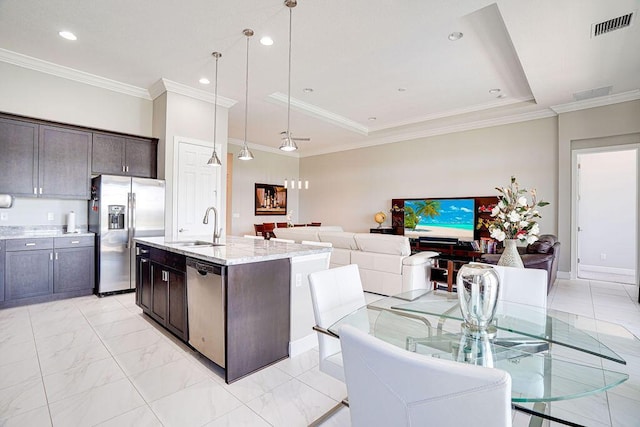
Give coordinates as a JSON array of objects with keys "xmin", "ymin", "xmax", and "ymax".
[{"xmin": 186, "ymin": 257, "xmax": 226, "ymax": 367}]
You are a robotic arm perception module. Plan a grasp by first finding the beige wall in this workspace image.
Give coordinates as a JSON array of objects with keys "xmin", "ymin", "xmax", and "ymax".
[
  {"xmin": 227, "ymin": 145, "xmax": 300, "ymax": 237},
  {"xmin": 0, "ymin": 62, "xmax": 153, "ymax": 136},
  {"xmin": 558, "ymin": 100, "xmax": 640, "ymax": 274},
  {"xmin": 300, "ymin": 117, "xmax": 559, "ymax": 239}
]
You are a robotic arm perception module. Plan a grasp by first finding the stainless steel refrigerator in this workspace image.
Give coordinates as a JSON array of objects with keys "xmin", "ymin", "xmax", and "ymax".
[{"xmin": 89, "ymin": 175, "xmax": 165, "ymax": 295}]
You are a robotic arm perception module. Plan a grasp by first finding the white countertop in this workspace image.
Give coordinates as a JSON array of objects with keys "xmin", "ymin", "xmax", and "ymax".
[{"xmin": 134, "ymin": 235, "xmax": 331, "ymax": 266}]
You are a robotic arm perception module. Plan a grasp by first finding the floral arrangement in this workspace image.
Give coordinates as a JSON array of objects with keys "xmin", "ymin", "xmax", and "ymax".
[
  {"xmin": 287, "ymin": 210, "xmax": 294, "ymax": 227},
  {"xmin": 477, "ymin": 177, "xmax": 549, "ymax": 243}
]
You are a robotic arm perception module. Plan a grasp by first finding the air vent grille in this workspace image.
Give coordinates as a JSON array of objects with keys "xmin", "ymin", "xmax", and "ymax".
[{"xmin": 592, "ymin": 12, "xmax": 634, "ymax": 37}]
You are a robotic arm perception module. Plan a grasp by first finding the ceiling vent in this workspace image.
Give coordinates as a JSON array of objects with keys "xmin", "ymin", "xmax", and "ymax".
[
  {"xmin": 573, "ymin": 86, "xmax": 613, "ymax": 102},
  {"xmin": 592, "ymin": 12, "xmax": 634, "ymax": 37}
]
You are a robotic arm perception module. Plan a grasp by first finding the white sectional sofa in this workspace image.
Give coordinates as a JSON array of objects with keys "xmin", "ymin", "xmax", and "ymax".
[{"xmin": 274, "ymin": 226, "xmax": 438, "ymax": 296}]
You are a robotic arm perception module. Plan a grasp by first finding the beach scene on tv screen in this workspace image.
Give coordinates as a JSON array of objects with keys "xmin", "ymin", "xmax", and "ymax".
[{"xmin": 404, "ymin": 198, "xmax": 475, "ymax": 241}]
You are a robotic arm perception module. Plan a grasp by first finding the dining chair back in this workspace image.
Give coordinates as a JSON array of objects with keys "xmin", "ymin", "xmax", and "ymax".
[
  {"xmin": 243, "ymin": 235, "xmax": 263, "ymax": 240},
  {"xmin": 339, "ymin": 324, "xmax": 512, "ymax": 427},
  {"xmin": 308, "ymin": 264, "xmax": 368, "ymax": 382},
  {"xmin": 276, "ymin": 222, "xmax": 288, "ymax": 228},
  {"xmin": 470, "ymin": 262, "xmax": 547, "ymax": 308},
  {"xmin": 254, "ymin": 224, "xmax": 264, "ymax": 236}
]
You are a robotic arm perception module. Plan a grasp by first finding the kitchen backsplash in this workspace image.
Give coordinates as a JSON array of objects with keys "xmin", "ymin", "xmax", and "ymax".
[{"xmin": 0, "ymin": 197, "xmax": 87, "ymax": 227}]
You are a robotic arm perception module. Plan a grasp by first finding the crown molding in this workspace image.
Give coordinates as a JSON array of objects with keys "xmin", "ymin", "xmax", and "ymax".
[
  {"xmin": 0, "ymin": 48, "xmax": 152, "ymax": 100},
  {"xmin": 228, "ymin": 137, "xmax": 300, "ymax": 157},
  {"xmin": 149, "ymin": 78, "xmax": 237, "ymax": 108},
  {"xmin": 301, "ymin": 108, "xmax": 557, "ymax": 157},
  {"xmin": 267, "ymin": 92, "xmax": 369, "ymax": 135},
  {"xmin": 550, "ymin": 89, "xmax": 640, "ymax": 114}
]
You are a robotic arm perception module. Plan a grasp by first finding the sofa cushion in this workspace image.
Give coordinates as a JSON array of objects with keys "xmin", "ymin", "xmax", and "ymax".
[
  {"xmin": 353, "ymin": 233, "xmax": 411, "ymax": 256},
  {"xmin": 351, "ymin": 251, "xmax": 404, "ymax": 275},
  {"xmin": 318, "ymin": 231, "xmax": 358, "ymax": 250}
]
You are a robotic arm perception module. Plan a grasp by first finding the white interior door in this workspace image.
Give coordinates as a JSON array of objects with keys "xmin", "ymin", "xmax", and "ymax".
[
  {"xmin": 177, "ymin": 142, "xmax": 220, "ymax": 238},
  {"xmin": 577, "ymin": 147, "xmax": 637, "ymax": 284}
]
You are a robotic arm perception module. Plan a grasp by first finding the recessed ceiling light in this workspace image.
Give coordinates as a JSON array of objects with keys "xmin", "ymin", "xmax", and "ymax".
[
  {"xmin": 58, "ymin": 31, "xmax": 77, "ymax": 41},
  {"xmin": 398, "ymin": 88, "xmax": 406, "ymax": 92},
  {"xmin": 303, "ymin": 88, "xmax": 313, "ymax": 93},
  {"xmin": 199, "ymin": 78, "xmax": 210, "ymax": 85},
  {"xmin": 489, "ymin": 88, "xmax": 501, "ymax": 94},
  {"xmin": 448, "ymin": 32, "xmax": 463, "ymax": 41},
  {"xmin": 368, "ymin": 117, "xmax": 377, "ymax": 121},
  {"xmin": 260, "ymin": 36, "xmax": 274, "ymax": 46}
]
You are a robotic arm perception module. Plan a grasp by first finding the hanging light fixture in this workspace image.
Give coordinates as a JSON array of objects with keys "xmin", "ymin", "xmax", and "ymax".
[
  {"xmin": 238, "ymin": 29, "xmax": 255, "ymax": 161},
  {"xmin": 284, "ymin": 178, "xmax": 308, "ymax": 189},
  {"xmin": 207, "ymin": 51, "xmax": 223, "ymax": 166},
  {"xmin": 280, "ymin": 0, "xmax": 299, "ymax": 152}
]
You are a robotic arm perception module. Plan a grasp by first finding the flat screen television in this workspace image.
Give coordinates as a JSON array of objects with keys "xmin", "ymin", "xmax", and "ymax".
[{"xmin": 404, "ymin": 198, "xmax": 476, "ymax": 242}]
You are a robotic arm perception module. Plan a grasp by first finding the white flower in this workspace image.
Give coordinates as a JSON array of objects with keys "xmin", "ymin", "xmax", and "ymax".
[
  {"xmin": 519, "ymin": 220, "xmax": 529, "ymax": 228},
  {"xmin": 527, "ymin": 235, "xmax": 539, "ymax": 244},
  {"xmin": 517, "ymin": 196, "xmax": 527, "ymax": 207},
  {"xmin": 491, "ymin": 205, "xmax": 501, "ymax": 217},
  {"xmin": 530, "ymin": 223, "xmax": 540, "ymax": 235},
  {"xmin": 490, "ymin": 228, "xmax": 506, "ymax": 241},
  {"xmin": 508, "ymin": 210, "xmax": 520, "ymax": 222}
]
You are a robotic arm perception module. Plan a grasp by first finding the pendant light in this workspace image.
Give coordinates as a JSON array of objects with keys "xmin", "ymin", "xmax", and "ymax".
[
  {"xmin": 207, "ymin": 51, "xmax": 223, "ymax": 166},
  {"xmin": 279, "ymin": 0, "xmax": 298, "ymax": 152},
  {"xmin": 238, "ymin": 29, "xmax": 255, "ymax": 161}
]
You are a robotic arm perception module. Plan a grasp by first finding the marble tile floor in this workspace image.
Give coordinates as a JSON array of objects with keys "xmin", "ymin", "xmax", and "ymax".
[{"xmin": 0, "ymin": 278, "xmax": 638, "ymax": 426}]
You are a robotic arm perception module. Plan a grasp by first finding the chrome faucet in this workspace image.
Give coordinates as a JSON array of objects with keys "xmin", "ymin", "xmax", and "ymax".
[{"xmin": 203, "ymin": 206, "xmax": 222, "ymax": 243}]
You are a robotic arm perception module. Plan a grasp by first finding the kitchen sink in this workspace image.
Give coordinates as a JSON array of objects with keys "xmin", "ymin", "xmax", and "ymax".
[{"xmin": 173, "ymin": 240, "xmax": 224, "ymax": 247}]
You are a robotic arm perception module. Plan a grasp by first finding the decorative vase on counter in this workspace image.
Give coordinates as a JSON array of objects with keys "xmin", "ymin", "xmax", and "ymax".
[
  {"xmin": 498, "ymin": 239, "xmax": 524, "ymax": 268},
  {"xmin": 457, "ymin": 264, "xmax": 500, "ymax": 332}
]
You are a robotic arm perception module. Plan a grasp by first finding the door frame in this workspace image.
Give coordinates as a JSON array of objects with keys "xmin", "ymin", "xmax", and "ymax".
[{"xmin": 571, "ymin": 141, "xmax": 640, "ymax": 283}]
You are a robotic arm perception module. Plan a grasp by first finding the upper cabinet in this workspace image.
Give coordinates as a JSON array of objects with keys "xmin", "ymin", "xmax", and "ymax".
[
  {"xmin": 39, "ymin": 125, "xmax": 92, "ymax": 199},
  {"xmin": 0, "ymin": 117, "xmax": 39, "ymax": 196},
  {"xmin": 92, "ymin": 132, "xmax": 157, "ymax": 178},
  {"xmin": 0, "ymin": 119, "xmax": 91, "ymax": 199}
]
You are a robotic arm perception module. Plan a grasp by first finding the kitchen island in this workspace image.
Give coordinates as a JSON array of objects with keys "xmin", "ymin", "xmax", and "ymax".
[{"xmin": 134, "ymin": 235, "xmax": 330, "ymax": 383}]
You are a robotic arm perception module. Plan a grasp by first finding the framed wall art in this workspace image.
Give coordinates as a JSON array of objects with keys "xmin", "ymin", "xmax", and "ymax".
[{"xmin": 255, "ymin": 183, "xmax": 287, "ymax": 216}]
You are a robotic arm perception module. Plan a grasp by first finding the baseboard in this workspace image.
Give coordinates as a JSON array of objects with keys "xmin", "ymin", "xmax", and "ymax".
[
  {"xmin": 578, "ymin": 264, "xmax": 636, "ymax": 284},
  {"xmin": 557, "ymin": 271, "xmax": 571, "ymax": 280},
  {"xmin": 289, "ymin": 333, "xmax": 318, "ymax": 357}
]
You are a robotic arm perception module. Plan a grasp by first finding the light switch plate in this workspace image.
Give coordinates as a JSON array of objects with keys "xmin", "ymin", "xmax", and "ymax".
[{"xmin": 47, "ymin": 212, "xmax": 54, "ymax": 221}]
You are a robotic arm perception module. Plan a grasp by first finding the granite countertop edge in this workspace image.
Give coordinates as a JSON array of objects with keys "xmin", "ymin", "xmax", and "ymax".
[
  {"xmin": 134, "ymin": 236, "xmax": 331, "ymax": 266},
  {"xmin": 0, "ymin": 230, "xmax": 95, "ymax": 240}
]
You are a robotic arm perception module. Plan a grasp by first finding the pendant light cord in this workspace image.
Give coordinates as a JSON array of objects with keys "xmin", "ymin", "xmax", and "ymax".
[
  {"xmin": 286, "ymin": 5, "xmax": 292, "ymax": 137},
  {"xmin": 213, "ymin": 54, "xmax": 219, "ymax": 153},
  {"xmin": 244, "ymin": 35, "xmax": 249, "ymax": 145}
]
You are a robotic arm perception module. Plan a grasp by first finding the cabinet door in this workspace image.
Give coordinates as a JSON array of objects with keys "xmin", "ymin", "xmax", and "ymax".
[
  {"xmin": 137, "ymin": 256, "xmax": 152, "ymax": 312},
  {"xmin": 0, "ymin": 118, "xmax": 38, "ymax": 196},
  {"xmin": 5, "ymin": 249, "xmax": 53, "ymax": 300},
  {"xmin": 125, "ymin": 138, "xmax": 157, "ymax": 178},
  {"xmin": 39, "ymin": 125, "xmax": 92, "ymax": 199},
  {"xmin": 151, "ymin": 262, "xmax": 168, "ymax": 323},
  {"xmin": 53, "ymin": 246, "xmax": 95, "ymax": 293},
  {"xmin": 92, "ymin": 133, "xmax": 125, "ymax": 175},
  {"xmin": 167, "ymin": 270, "xmax": 187, "ymax": 340}
]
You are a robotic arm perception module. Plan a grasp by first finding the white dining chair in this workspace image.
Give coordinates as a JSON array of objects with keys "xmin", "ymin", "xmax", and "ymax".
[
  {"xmin": 270, "ymin": 237, "xmax": 295, "ymax": 243},
  {"xmin": 339, "ymin": 324, "xmax": 513, "ymax": 427},
  {"xmin": 470, "ymin": 262, "xmax": 547, "ymax": 308},
  {"xmin": 243, "ymin": 235, "xmax": 263, "ymax": 240},
  {"xmin": 308, "ymin": 264, "xmax": 368, "ymax": 424}
]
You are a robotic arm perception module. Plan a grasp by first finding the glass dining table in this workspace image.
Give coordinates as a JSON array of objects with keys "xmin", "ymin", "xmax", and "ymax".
[{"xmin": 328, "ymin": 289, "xmax": 640, "ymax": 427}]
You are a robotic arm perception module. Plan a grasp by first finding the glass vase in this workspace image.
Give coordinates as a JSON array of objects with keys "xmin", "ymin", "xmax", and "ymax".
[
  {"xmin": 457, "ymin": 264, "xmax": 500, "ymax": 331},
  {"xmin": 498, "ymin": 238, "xmax": 524, "ymax": 268}
]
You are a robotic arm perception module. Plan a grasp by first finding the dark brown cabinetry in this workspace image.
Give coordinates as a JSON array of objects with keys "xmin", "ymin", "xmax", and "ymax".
[
  {"xmin": 0, "ymin": 117, "xmax": 91, "ymax": 199},
  {"xmin": 2, "ymin": 236, "xmax": 95, "ymax": 307},
  {"xmin": 135, "ymin": 244, "xmax": 187, "ymax": 341},
  {"xmin": 0, "ymin": 118, "xmax": 39, "ymax": 196},
  {"xmin": 39, "ymin": 126, "xmax": 92, "ymax": 199},
  {"xmin": 92, "ymin": 133, "xmax": 157, "ymax": 178}
]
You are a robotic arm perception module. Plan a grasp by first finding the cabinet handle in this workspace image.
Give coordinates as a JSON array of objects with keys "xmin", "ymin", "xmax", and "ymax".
[
  {"xmin": 50, "ymin": 253, "xmax": 53, "ymax": 260},
  {"xmin": 55, "ymin": 252, "xmax": 58, "ymax": 260},
  {"xmin": 25, "ymin": 243, "xmax": 36, "ymax": 246},
  {"xmin": 122, "ymin": 165, "xmax": 126, "ymax": 172},
  {"xmin": 39, "ymin": 188, "xmax": 43, "ymax": 195},
  {"xmin": 71, "ymin": 240, "xmax": 80, "ymax": 244},
  {"xmin": 126, "ymin": 166, "xmax": 129, "ymax": 172},
  {"xmin": 162, "ymin": 270, "xmax": 169, "ymax": 282},
  {"xmin": 140, "ymin": 258, "xmax": 148, "ymax": 263},
  {"xmin": 33, "ymin": 187, "xmax": 37, "ymax": 195}
]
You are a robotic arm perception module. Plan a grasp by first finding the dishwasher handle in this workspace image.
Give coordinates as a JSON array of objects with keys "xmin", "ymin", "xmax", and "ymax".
[{"xmin": 186, "ymin": 257, "xmax": 223, "ymax": 276}]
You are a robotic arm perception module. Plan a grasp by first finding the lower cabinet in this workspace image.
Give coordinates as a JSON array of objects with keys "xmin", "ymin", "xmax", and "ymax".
[
  {"xmin": 0, "ymin": 240, "xmax": 4, "ymax": 302},
  {"xmin": 3, "ymin": 236, "xmax": 95, "ymax": 305},
  {"xmin": 135, "ymin": 244, "xmax": 187, "ymax": 341}
]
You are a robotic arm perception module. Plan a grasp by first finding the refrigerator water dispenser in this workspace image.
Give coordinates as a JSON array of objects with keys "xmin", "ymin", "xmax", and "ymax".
[{"xmin": 108, "ymin": 205, "xmax": 125, "ymax": 229}]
